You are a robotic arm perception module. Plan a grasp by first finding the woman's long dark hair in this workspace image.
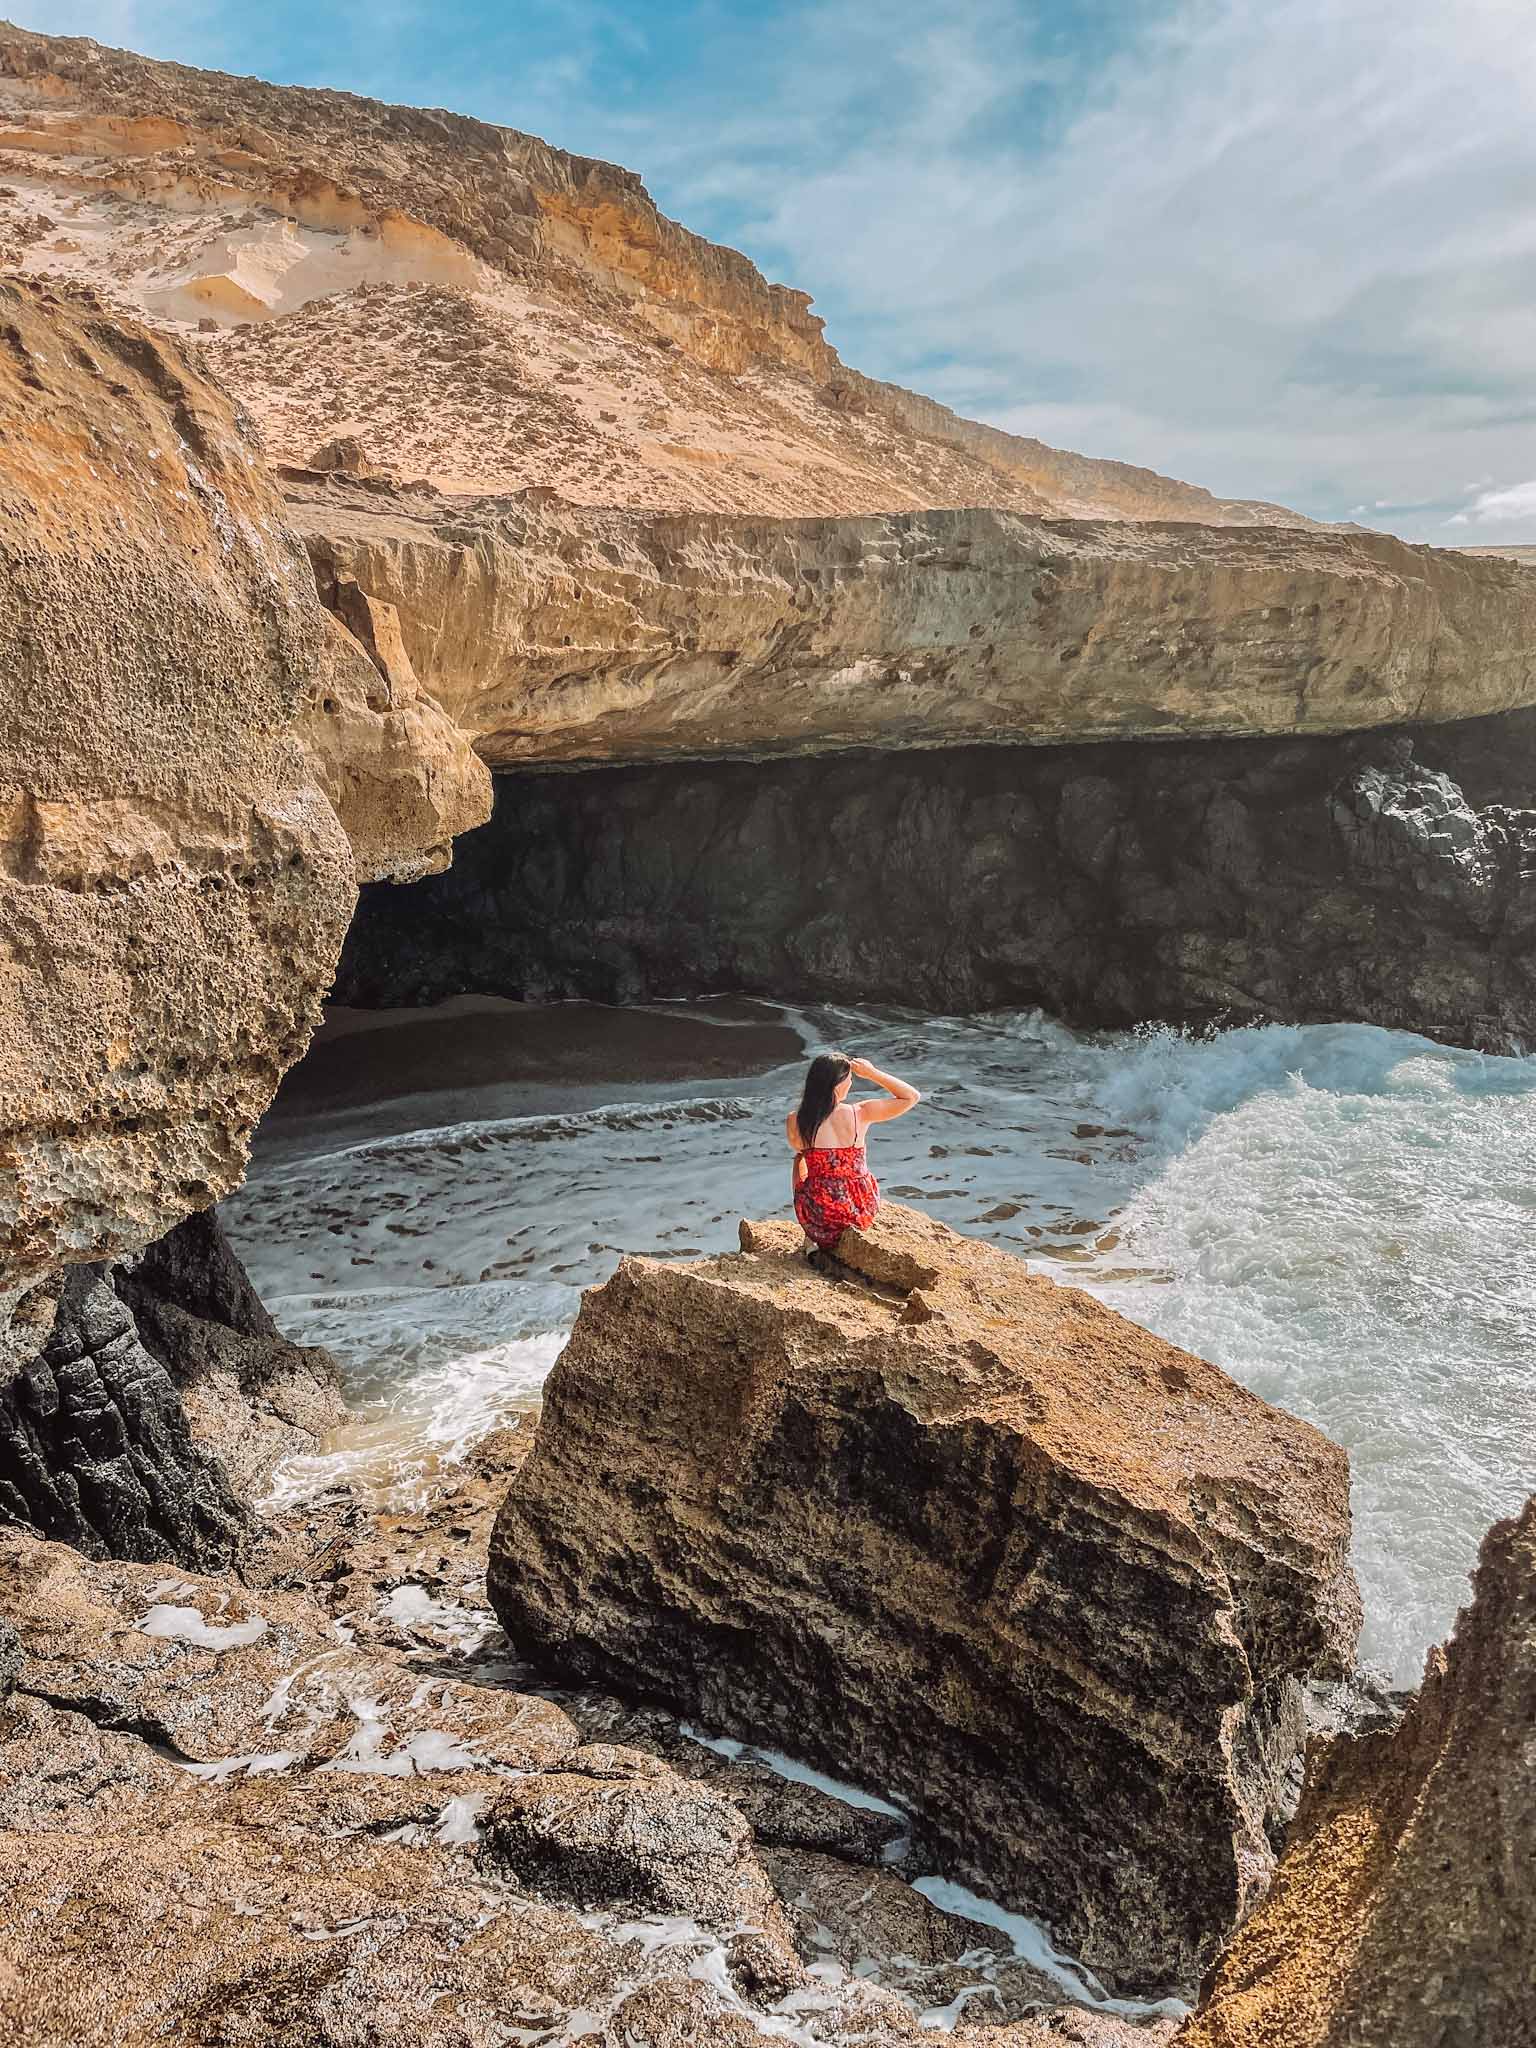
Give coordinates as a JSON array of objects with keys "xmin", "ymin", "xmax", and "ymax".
[{"xmin": 795, "ymin": 1051, "xmax": 852, "ymax": 1149}]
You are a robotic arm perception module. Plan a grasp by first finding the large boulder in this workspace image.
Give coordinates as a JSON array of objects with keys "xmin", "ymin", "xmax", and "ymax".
[
  {"xmin": 1177, "ymin": 1496, "xmax": 1536, "ymax": 2048},
  {"xmin": 488, "ymin": 1206, "xmax": 1362, "ymax": 1997}
]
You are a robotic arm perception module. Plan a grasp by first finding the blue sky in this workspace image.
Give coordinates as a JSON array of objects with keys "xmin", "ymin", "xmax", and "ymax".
[{"xmin": 25, "ymin": 0, "xmax": 1536, "ymax": 541}]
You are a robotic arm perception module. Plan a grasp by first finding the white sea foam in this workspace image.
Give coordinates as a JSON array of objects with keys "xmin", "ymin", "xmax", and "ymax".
[
  {"xmin": 679, "ymin": 1725, "xmax": 908, "ymax": 1821},
  {"xmin": 139, "ymin": 1604, "xmax": 267, "ymax": 1651},
  {"xmin": 228, "ymin": 1000, "xmax": 1536, "ymax": 1686}
]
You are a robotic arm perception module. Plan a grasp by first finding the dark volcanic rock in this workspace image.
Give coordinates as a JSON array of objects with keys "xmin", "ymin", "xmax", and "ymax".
[
  {"xmin": 335, "ymin": 709, "xmax": 1536, "ymax": 1050},
  {"xmin": 0, "ymin": 1263, "xmax": 247, "ymax": 1570},
  {"xmin": 0, "ymin": 1210, "xmax": 343, "ymax": 1567},
  {"xmin": 487, "ymin": 1206, "xmax": 1362, "ymax": 1998},
  {"xmin": 1178, "ymin": 1495, "xmax": 1536, "ymax": 2048},
  {"xmin": 115, "ymin": 1209, "xmax": 345, "ymax": 1496}
]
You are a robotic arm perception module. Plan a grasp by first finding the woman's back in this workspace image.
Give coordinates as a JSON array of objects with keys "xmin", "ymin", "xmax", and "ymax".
[{"xmin": 809, "ymin": 1102, "xmax": 862, "ymax": 1149}]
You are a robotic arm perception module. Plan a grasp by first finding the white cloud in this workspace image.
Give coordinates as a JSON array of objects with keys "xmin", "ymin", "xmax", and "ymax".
[
  {"xmin": 614, "ymin": 0, "xmax": 1536, "ymax": 538},
  {"xmin": 1452, "ymin": 480, "xmax": 1536, "ymax": 525}
]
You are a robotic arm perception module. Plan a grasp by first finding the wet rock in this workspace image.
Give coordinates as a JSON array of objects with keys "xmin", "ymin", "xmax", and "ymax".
[
  {"xmin": 114, "ymin": 1208, "xmax": 346, "ymax": 1500},
  {"xmin": 762, "ymin": 1845, "xmax": 1061, "ymax": 2025},
  {"xmin": 488, "ymin": 1205, "xmax": 1361, "ymax": 1996},
  {"xmin": 0, "ymin": 1265, "xmax": 247, "ymax": 1570},
  {"xmin": 485, "ymin": 1743, "xmax": 801, "ymax": 1970},
  {"xmin": 1178, "ymin": 1495, "xmax": 1536, "ymax": 2048}
]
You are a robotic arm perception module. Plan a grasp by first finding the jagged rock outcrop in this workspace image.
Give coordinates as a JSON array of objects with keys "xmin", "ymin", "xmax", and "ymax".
[
  {"xmin": 0, "ymin": 21, "xmax": 1308, "ymax": 524},
  {"xmin": 0, "ymin": 1262, "xmax": 248, "ymax": 1569},
  {"xmin": 337, "ymin": 710, "xmax": 1536, "ymax": 1051},
  {"xmin": 1179, "ymin": 1496, "xmax": 1536, "ymax": 2048},
  {"xmin": 113, "ymin": 1208, "xmax": 344, "ymax": 1499},
  {"xmin": 487, "ymin": 1205, "xmax": 1362, "ymax": 1997}
]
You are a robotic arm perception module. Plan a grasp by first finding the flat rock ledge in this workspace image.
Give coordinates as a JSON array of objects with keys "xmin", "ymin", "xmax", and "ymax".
[{"xmin": 488, "ymin": 1205, "xmax": 1362, "ymax": 1998}]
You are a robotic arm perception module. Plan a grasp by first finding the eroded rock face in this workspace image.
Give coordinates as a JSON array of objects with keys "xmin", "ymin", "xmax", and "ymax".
[
  {"xmin": 487, "ymin": 1206, "xmax": 1361, "ymax": 1996},
  {"xmin": 0, "ymin": 21, "xmax": 1304, "ymax": 525},
  {"xmin": 1177, "ymin": 1496, "xmax": 1536, "ymax": 2048},
  {"xmin": 0, "ymin": 280, "xmax": 354, "ymax": 1307},
  {"xmin": 0, "ymin": 1479, "xmax": 1134, "ymax": 2047},
  {"xmin": 338, "ymin": 711, "xmax": 1536, "ymax": 1051},
  {"xmin": 297, "ymin": 487, "xmax": 1536, "ymax": 766}
]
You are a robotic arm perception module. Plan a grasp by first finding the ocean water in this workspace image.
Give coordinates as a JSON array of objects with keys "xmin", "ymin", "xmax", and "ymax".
[{"xmin": 225, "ymin": 1002, "xmax": 1536, "ymax": 1688}]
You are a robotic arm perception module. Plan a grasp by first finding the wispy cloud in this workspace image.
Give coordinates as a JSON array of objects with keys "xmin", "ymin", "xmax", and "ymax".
[
  {"xmin": 15, "ymin": 0, "xmax": 1536, "ymax": 540},
  {"xmin": 1448, "ymin": 480, "xmax": 1536, "ymax": 527}
]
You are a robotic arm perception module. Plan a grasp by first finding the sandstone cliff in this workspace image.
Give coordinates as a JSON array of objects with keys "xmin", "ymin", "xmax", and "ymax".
[
  {"xmin": 295, "ymin": 483, "xmax": 1536, "ymax": 767},
  {"xmin": 1179, "ymin": 1495, "xmax": 1536, "ymax": 2048},
  {"xmin": 0, "ymin": 20, "xmax": 1307, "ymax": 526},
  {"xmin": 0, "ymin": 281, "xmax": 488, "ymax": 1563},
  {"xmin": 0, "ymin": 279, "xmax": 351, "ymax": 1320},
  {"xmin": 0, "ymin": 282, "xmax": 485, "ymax": 1303},
  {"xmin": 487, "ymin": 1205, "xmax": 1362, "ymax": 1997}
]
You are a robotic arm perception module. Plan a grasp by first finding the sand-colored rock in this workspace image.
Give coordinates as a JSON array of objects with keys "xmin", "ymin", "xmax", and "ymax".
[
  {"xmin": 0, "ymin": 1494, "xmax": 1131, "ymax": 2047},
  {"xmin": 301, "ymin": 604, "xmax": 491, "ymax": 883},
  {"xmin": 0, "ymin": 280, "xmax": 488, "ymax": 1333},
  {"xmin": 1177, "ymin": 1496, "xmax": 1536, "ymax": 2048},
  {"xmin": 0, "ymin": 21, "xmax": 1308, "ymax": 526},
  {"xmin": 487, "ymin": 1205, "xmax": 1362, "ymax": 1996},
  {"xmin": 294, "ymin": 483, "xmax": 1536, "ymax": 767},
  {"xmin": 0, "ymin": 279, "xmax": 354, "ymax": 1315}
]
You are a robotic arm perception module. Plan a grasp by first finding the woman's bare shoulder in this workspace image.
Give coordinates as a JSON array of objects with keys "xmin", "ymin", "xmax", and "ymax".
[{"xmin": 785, "ymin": 1109, "xmax": 804, "ymax": 1148}]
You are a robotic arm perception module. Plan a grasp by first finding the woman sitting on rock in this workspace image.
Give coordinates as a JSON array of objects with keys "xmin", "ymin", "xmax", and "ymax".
[{"xmin": 786, "ymin": 1052, "xmax": 921, "ymax": 1253}]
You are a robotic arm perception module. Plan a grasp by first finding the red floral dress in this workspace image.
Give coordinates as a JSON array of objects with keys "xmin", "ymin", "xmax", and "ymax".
[{"xmin": 794, "ymin": 1135, "xmax": 880, "ymax": 1249}]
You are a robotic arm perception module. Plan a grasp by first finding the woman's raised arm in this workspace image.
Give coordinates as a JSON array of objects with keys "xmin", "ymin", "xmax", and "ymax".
[{"xmin": 849, "ymin": 1057, "xmax": 921, "ymax": 1123}]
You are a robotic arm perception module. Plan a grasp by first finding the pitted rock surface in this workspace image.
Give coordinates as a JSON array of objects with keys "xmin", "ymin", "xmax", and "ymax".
[
  {"xmin": 488, "ymin": 1205, "xmax": 1361, "ymax": 1997},
  {"xmin": 1178, "ymin": 1495, "xmax": 1536, "ymax": 2048}
]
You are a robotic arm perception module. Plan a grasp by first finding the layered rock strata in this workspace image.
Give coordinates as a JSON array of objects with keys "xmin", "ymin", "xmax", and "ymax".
[
  {"xmin": 0, "ymin": 21, "xmax": 1305, "ymax": 525},
  {"xmin": 337, "ymin": 711, "xmax": 1536, "ymax": 1051},
  {"xmin": 1179, "ymin": 1496, "xmax": 1536, "ymax": 2048},
  {"xmin": 295, "ymin": 485, "xmax": 1536, "ymax": 766},
  {"xmin": 487, "ymin": 1205, "xmax": 1362, "ymax": 1996}
]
